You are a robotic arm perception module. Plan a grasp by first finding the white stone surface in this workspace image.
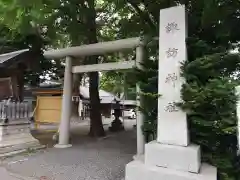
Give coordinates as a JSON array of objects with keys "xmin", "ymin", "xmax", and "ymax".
[
  {"xmin": 136, "ymin": 45, "xmax": 145, "ymax": 156},
  {"xmin": 157, "ymin": 5, "xmax": 189, "ymax": 146},
  {"xmin": 58, "ymin": 56, "xmax": 73, "ymax": 146},
  {"xmin": 54, "ymin": 144, "xmax": 72, "ymax": 148},
  {"xmin": 235, "ymin": 85, "xmax": 240, "ymax": 150},
  {"xmin": 145, "ymin": 141, "xmax": 201, "ymax": 173},
  {"xmin": 125, "ymin": 160, "xmax": 217, "ymax": 180}
]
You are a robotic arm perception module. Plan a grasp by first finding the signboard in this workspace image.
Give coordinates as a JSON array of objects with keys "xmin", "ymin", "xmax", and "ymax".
[{"xmin": 72, "ymin": 96, "xmax": 80, "ymax": 102}]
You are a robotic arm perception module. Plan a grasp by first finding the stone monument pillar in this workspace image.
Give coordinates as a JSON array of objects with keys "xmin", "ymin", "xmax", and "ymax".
[{"xmin": 125, "ymin": 5, "xmax": 217, "ymax": 180}]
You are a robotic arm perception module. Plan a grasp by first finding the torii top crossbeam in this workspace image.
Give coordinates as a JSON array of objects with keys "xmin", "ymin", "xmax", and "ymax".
[{"xmin": 44, "ymin": 37, "xmax": 144, "ymax": 59}]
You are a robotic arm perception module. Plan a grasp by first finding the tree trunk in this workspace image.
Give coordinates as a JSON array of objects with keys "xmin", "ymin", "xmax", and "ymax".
[
  {"xmin": 86, "ymin": 0, "xmax": 105, "ymax": 137},
  {"xmin": 89, "ymin": 68, "xmax": 105, "ymax": 137}
]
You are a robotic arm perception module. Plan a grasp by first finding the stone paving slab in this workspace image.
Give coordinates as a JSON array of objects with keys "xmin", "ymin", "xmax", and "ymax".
[{"xmin": 4, "ymin": 129, "xmax": 136, "ymax": 180}]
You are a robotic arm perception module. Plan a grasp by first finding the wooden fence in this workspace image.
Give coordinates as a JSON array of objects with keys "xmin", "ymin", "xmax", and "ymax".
[{"xmin": 0, "ymin": 100, "xmax": 32, "ymax": 121}]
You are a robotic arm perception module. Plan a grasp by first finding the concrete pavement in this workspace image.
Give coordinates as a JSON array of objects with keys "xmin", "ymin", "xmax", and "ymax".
[{"xmin": 0, "ymin": 167, "xmax": 24, "ymax": 180}]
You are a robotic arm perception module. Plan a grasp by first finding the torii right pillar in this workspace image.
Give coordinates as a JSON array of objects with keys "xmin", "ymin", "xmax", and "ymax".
[{"xmin": 125, "ymin": 5, "xmax": 217, "ymax": 180}]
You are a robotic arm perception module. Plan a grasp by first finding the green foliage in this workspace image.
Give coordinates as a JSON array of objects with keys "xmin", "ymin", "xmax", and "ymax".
[
  {"xmin": 0, "ymin": 0, "xmax": 64, "ymax": 85},
  {"xmin": 100, "ymin": 71, "xmax": 124, "ymax": 97},
  {"xmin": 134, "ymin": 46, "xmax": 159, "ymax": 141},
  {"xmin": 100, "ymin": 70, "xmax": 136, "ymax": 99},
  {"xmin": 180, "ymin": 52, "xmax": 240, "ymax": 179}
]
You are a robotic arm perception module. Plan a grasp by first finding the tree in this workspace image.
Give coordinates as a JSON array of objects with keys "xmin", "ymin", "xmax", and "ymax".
[
  {"xmin": 180, "ymin": 52, "xmax": 240, "ymax": 180},
  {"xmin": 0, "ymin": 0, "xmax": 64, "ymax": 86},
  {"xmin": 0, "ymin": 0, "xmax": 109, "ymax": 137}
]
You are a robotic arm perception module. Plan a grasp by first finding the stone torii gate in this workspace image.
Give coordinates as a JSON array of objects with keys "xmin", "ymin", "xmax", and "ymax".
[{"xmin": 43, "ymin": 37, "xmax": 155, "ymax": 157}]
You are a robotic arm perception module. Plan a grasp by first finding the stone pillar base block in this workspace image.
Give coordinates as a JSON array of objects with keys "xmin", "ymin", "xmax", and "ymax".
[
  {"xmin": 145, "ymin": 141, "xmax": 201, "ymax": 173},
  {"xmin": 125, "ymin": 160, "xmax": 217, "ymax": 180},
  {"xmin": 0, "ymin": 122, "xmax": 45, "ymax": 157},
  {"xmin": 54, "ymin": 144, "xmax": 72, "ymax": 148}
]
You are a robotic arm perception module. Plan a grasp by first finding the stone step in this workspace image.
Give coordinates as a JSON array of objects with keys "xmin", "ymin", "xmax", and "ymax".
[{"xmin": 0, "ymin": 141, "xmax": 45, "ymax": 157}]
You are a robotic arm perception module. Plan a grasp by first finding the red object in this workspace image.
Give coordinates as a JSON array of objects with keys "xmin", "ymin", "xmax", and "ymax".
[{"xmin": 40, "ymin": 176, "xmax": 48, "ymax": 180}]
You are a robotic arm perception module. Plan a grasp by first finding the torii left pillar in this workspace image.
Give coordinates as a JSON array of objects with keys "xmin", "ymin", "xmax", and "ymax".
[{"xmin": 55, "ymin": 56, "xmax": 73, "ymax": 148}]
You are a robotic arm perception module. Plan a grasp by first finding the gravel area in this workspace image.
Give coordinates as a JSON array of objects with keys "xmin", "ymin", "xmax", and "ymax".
[{"xmin": 4, "ymin": 128, "xmax": 136, "ymax": 180}]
